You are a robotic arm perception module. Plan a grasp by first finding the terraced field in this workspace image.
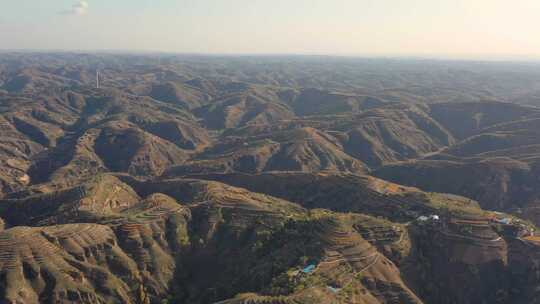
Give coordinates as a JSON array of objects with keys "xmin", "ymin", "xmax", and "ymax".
[
  {"xmin": 4, "ymin": 54, "xmax": 540, "ymax": 304},
  {"xmin": 0, "ymin": 224, "xmax": 133, "ymax": 303},
  {"xmin": 217, "ymin": 294, "xmax": 303, "ymax": 304}
]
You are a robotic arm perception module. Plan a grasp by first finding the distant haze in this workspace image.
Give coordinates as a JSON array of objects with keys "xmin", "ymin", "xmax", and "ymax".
[{"xmin": 2, "ymin": 0, "xmax": 540, "ymax": 60}]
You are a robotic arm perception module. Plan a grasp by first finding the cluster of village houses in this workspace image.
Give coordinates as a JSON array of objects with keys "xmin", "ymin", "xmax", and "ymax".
[{"xmin": 415, "ymin": 211, "xmax": 536, "ymax": 238}]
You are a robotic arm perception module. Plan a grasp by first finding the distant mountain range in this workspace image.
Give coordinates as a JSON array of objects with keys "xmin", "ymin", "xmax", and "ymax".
[{"xmin": 2, "ymin": 53, "xmax": 540, "ymax": 303}]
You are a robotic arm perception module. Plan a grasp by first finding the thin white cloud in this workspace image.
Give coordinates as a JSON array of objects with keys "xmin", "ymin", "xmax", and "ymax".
[{"xmin": 60, "ymin": 1, "xmax": 89, "ymax": 16}]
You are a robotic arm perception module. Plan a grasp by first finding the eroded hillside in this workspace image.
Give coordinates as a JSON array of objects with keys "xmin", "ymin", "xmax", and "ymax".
[{"xmin": 2, "ymin": 54, "xmax": 540, "ymax": 304}]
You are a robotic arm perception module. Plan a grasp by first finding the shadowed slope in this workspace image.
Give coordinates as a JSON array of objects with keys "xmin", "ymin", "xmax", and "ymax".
[{"xmin": 164, "ymin": 127, "xmax": 367, "ymax": 176}]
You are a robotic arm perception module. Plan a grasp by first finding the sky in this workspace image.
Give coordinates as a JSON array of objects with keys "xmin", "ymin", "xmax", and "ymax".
[{"xmin": 1, "ymin": 0, "xmax": 540, "ymax": 59}]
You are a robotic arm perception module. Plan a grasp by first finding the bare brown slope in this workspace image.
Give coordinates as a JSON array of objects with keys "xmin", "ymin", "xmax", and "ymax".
[
  {"xmin": 0, "ymin": 197, "xmax": 191, "ymax": 304},
  {"xmin": 222, "ymin": 103, "xmax": 455, "ymax": 168},
  {"xmin": 0, "ymin": 175, "xmax": 192, "ymax": 303},
  {"xmin": 339, "ymin": 104, "xmax": 455, "ymax": 167},
  {"xmin": 163, "ymin": 127, "xmax": 368, "ymax": 176},
  {"xmin": 374, "ymin": 158, "xmax": 539, "ymax": 213},
  {"xmin": 183, "ymin": 171, "xmax": 484, "ymax": 222},
  {"xmin": 145, "ymin": 81, "xmax": 212, "ymax": 109},
  {"xmin": 194, "ymin": 91, "xmax": 295, "ymax": 130},
  {"xmin": 94, "ymin": 121, "xmax": 189, "ymax": 176},
  {"xmin": 1, "ymin": 68, "xmax": 77, "ymax": 93},
  {"xmin": 285, "ymin": 88, "xmax": 387, "ymax": 116},
  {"xmin": 443, "ymin": 118, "xmax": 540, "ymax": 159},
  {"xmin": 0, "ymin": 175, "xmax": 141, "ymax": 226},
  {"xmin": 3, "ymin": 90, "xmax": 210, "ymax": 189},
  {"xmin": 406, "ymin": 215, "xmax": 510, "ymax": 304},
  {"xmin": 428, "ymin": 101, "xmax": 540, "ymax": 139}
]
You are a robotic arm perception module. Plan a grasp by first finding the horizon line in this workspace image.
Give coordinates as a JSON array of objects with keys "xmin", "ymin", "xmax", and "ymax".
[{"xmin": 1, "ymin": 48, "xmax": 540, "ymax": 63}]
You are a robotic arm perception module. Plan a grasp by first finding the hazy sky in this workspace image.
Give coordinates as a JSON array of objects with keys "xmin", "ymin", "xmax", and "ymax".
[{"xmin": 1, "ymin": 0, "xmax": 540, "ymax": 59}]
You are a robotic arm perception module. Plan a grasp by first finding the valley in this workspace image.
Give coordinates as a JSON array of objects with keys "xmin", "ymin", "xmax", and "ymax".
[{"xmin": 1, "ymin": 54, "xmax": 540, "ymax": 303}]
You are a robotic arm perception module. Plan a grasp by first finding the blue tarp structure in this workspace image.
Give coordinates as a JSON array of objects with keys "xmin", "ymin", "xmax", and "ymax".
[
  {"xmin": 500, "ymin": 218, "xmax": 512, "ymax": 225},
  {"xmin": 302, "ymin": 264, "xmax": 316, "ymax": 273},
  {"xmin": 327, "ymin": 286, "xmax": 340, "ymax": 293},
  {"xmin": 495, "ymin": 218, "xmax": 512, "ymax": 225}
]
